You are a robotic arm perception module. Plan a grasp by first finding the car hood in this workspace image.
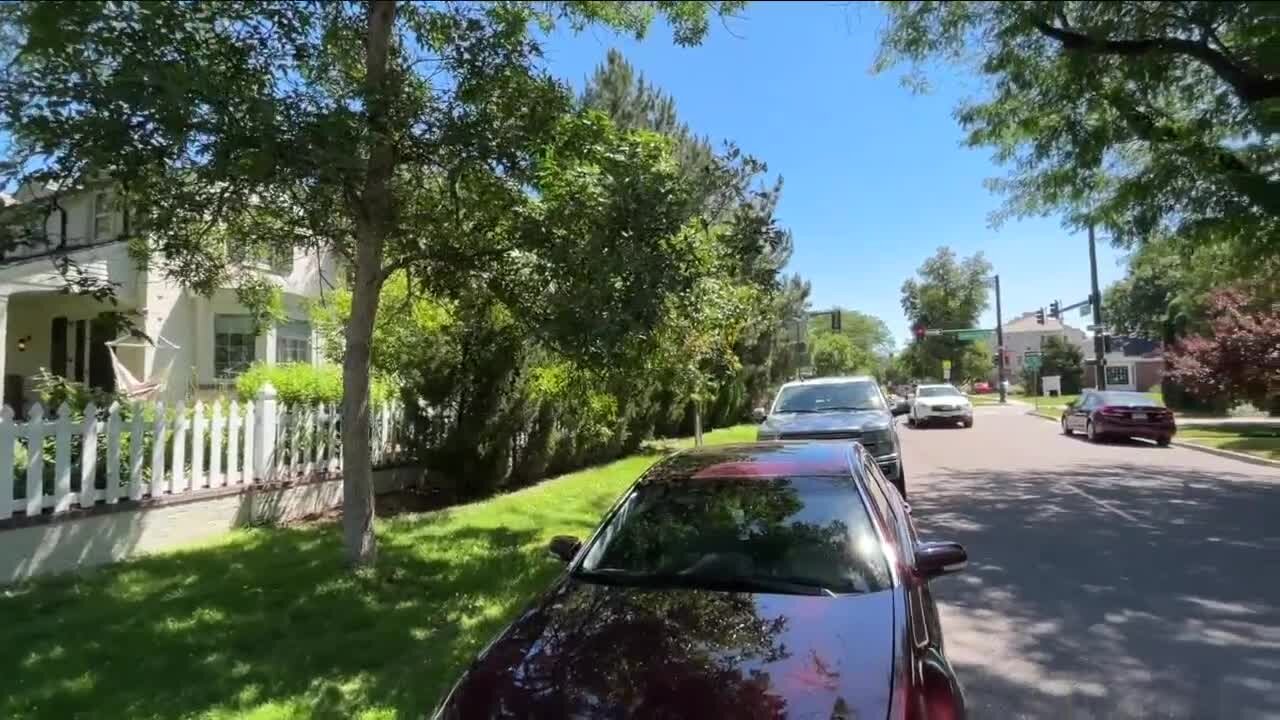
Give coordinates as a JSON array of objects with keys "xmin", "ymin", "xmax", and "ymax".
[
  {"xmin": 761, "ymin": 410, "xmax": 891, "ymax": 435},
  {"xmin": 441, "ymin": 579, "xmax": 896, "ymax": 719}
]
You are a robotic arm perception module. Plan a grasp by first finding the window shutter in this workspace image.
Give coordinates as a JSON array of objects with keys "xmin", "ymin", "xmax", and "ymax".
[{"xmin": 50, "ymin": 317, "xmax": 68, "ymax": 377}]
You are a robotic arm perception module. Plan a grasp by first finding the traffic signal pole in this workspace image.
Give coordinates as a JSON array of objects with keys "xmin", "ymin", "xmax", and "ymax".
[
  {"xmin": 994, "ymin": 274, "xmax": 1007, "ymax": 404},
  {"xmin": 1088, "ymin": 223, "xmax": 1107, "ymax": 390}
]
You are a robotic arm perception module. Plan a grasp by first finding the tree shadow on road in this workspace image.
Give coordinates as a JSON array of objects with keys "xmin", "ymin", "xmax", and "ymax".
[{"xmin": 913, "ymin": 460, "xmax": 1280, "ymax": 719}]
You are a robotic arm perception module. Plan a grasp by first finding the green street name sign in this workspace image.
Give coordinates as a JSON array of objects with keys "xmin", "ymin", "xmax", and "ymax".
[{"xmin": 955, "ymin": 329, "xmax": 991, "ymax": 342}]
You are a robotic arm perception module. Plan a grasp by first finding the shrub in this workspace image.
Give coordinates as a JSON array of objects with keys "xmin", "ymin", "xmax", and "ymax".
[{"xmin": 235, "ymin": 362, "xmax": 395, "ymax": 407}]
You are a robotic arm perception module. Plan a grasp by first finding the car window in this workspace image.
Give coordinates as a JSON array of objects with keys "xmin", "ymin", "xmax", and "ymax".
[
  {"xmin": 1097, "ymin": 392, "xmax": 1163, "ymax": 407},
  {"xmin": 1079, "ymin": 392, "xmax": 1095, "ymax": 409},
  {"xmin": 773, "ymin": 381, "xmax": 886, "ymax": 413},
  {"xmin": 917, "ymin": 386, "xmax": 961, "ymax": 398},
  {"xmin": 577, "ymin": 476, "xmax": 893, "ymax": 594}
]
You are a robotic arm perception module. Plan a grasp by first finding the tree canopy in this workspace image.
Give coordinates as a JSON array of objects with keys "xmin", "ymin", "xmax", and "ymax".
[
  {"xmin": 876, "ymin": 2, "xmax": 1280, "ymax": 265},
  {"xmin": 899, "ymin": 247, "xmax": 993, "ymax": 382},
  {"xmin": 0, "ymin": 0, "xmax": 741, "ymax": 567}
]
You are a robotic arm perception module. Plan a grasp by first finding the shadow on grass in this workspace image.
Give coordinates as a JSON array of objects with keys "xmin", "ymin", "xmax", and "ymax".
[{"xmin": 0, "ymin": 520, "xmax": 560, "ymax": 719}]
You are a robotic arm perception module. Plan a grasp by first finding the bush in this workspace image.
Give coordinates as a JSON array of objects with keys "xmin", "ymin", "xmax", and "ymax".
[{"xmin": 235, "ymin": 362, "xmax": 395, "ymax": 407}]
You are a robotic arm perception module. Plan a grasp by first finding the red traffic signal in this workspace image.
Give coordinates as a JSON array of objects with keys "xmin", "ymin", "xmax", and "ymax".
[{"xmin": 913, "ymin": 323, "xmax": 927, "ymax": 340}]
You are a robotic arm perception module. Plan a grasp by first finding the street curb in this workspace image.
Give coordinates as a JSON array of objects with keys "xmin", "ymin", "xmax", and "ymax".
[
  {"xmin": 1170, "ymin": 440, "xmax": 1280, "ymax": 470},
  {"xmin": 1026, "ymin": 410, "xmax": 1280, "ymax": 469}
]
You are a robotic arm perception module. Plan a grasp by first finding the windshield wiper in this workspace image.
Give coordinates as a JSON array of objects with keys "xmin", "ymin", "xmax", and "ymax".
[{"xmin": 574, "ymin": 569, "xmax": 837, "ymax": 596}]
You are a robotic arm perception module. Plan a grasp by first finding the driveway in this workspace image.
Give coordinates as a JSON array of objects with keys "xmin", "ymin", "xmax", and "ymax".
[{"xmin": 900, "ymin": 404, "xmax": 1280, "ymax": 719}]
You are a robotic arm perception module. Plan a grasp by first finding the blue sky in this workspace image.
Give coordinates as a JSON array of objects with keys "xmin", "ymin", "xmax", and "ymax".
[{"xmin": 541, "ymin": 2, "xmax": 1125, "ymax": 348}]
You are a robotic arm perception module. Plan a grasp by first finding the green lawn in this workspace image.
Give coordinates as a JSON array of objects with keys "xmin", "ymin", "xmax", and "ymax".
[
  {"xmin": 0, "ymin": 424, "xmax": 757, "ymax": 720},
  {"xmin": 1178, "ymin": 423, "xmax": 1280, "ymax": 461}
]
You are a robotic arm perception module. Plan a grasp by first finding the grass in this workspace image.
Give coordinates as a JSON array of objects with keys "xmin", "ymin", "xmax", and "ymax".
[
  {"xmin": 0, "ymin": 424, "xmax": 757, "ymax": 720},
  {"xmin": 1177, "ymin": 423, "xmax": 1280, "ymax": 461}
]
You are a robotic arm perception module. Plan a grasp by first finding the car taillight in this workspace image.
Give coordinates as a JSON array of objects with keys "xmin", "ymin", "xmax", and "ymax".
[{"xmin": 1099, "ymin": 406, "xmax": 1126, "ymax": 416}]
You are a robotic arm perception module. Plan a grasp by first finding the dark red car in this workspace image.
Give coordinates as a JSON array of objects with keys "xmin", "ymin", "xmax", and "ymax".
[
  {"xmin": 433, "ymin": 442, "xmax": 968, "ymax": 720},
  {"xmin": 1060, "ymin": 389, "xmax": 1177, "ymax": 445}
]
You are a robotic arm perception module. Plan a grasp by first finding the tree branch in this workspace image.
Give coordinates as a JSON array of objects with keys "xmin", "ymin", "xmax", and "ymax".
[{"xmin": 1033, "ymin": 21, "xmax": 1280, "ymax": 104}]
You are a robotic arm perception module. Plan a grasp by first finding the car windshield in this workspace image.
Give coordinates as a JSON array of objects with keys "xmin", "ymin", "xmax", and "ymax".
[
  {"xmin": 918, "ymin": 386, "xmax": 961, "ymax": 398},
  {"xmin": 575, "ymin": 476, "xmax": 892, "ymax": 595},
  {"xmin": 1098, "ymin": 392, "xmax": 1163, "ymax": 407},
  {"xmin": 773, "ymin": 382, "xmax": 885, "ymax": 413}
]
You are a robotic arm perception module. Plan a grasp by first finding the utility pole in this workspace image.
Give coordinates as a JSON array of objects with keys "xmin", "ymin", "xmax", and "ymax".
[
  {"xmin": 993, "ymin": 274, "xmax": 1007, "ymax": 404},
  {"xmin": 1088, "ymin": 223, "xmax": 1107, "ymax": 389}
]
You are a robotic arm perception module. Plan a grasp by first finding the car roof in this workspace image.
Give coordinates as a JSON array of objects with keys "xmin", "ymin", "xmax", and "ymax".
[
  {"xmin": 645, "ymin": 441, "xmax": 865, "ymax": 482},
  {"xmin": 778, "ymin": 375, "xmax": 878, "ymax": 389}
]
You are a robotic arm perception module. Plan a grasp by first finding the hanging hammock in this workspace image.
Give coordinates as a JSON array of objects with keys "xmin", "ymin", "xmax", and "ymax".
[{"xmin": 105, "ymin": 334, "xmax": 181, "ymax": 401}]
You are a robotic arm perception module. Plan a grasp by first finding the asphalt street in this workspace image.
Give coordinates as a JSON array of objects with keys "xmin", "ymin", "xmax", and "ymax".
[{"xmin": 899, "ymin": 403, "xmax": 1280, "ymax": 720}]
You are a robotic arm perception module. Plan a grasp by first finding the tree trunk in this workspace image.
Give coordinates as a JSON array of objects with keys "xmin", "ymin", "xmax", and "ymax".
[{"xmin": 342, "ymin": 0, "xmax": 397, "ymax": 569}]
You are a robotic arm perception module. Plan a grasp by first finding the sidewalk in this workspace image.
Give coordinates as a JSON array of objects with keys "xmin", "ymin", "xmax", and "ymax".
[{"xmin": 1175, "ymin": 416, "xmax": 1279, "ymax": 427}]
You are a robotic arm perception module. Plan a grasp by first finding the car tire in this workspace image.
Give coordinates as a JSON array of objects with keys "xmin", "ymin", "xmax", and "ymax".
[
  {"xmin": 1062, "ymin": 417, "xmax": 1073, "ymax": 436},
  {"xmin": 962, "ymin": 418, "xmax": 973, "ymax": 428},
  {"xmin": 1157, "ymin": 435, "xmax": 1171, "ymax": 447},
  {"xmin": 1086, "ymin": 420, "xmax": 1101, "ymax": 443}
]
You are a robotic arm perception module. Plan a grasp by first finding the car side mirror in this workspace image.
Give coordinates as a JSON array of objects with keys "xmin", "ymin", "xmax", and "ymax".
[
  {"xmin": 915, "ymin": 541, "xmax": 967, "ymax": 579},
  {"xmin": 891, "ymin": 401, "xmax": 910, "ymax": 416},
  {"xmin": 548, "ymin": 535, "xmax": 581, "ymax": 563},
  {"xmin": 751, "ymin": 407, "xmax": 767, "ymax": 423}
]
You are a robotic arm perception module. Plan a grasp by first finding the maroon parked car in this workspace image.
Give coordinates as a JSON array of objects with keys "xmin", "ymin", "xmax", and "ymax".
[
  {"xmin": 433, "ymin": 442, "xmax": 968, "ymax": 720},
  {"xmin": 1060, "ymin": 389, "xmax": 1177, "ymax": 445}
]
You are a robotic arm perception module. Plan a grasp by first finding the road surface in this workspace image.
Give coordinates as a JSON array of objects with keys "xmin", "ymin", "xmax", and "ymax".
[{"xmin": 900, "ymin": 404, "xmax": 1280, "ymax": 719}]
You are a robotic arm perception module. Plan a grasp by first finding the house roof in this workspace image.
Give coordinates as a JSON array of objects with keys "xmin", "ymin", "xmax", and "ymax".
[
  {"xmin": 1110, "ymin": 336, "xmax": 1162, "ymax": 358},
  {"xmin": 1003, "ymin": 311, "xmax": 1084, "ymax": 334}
]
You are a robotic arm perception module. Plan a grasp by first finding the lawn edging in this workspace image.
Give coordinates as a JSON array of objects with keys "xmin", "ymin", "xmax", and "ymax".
[{"xmin": 1170, "ymin": 439, "xmax": 1280, "ymax": 469}]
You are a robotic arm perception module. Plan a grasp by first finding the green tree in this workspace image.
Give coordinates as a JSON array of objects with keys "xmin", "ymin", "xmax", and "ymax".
[
  {"xmin": 0, "ymin": 0, "xmax": 740, "ymax": 567},
  {"xmin": 876, "ymin": 2, "xmax": 1280, "ymax": 267},
  {"xmin": 1022, "ymin": 336, "xmax": 1085, "ymax": 394},
  {"xmin": 900, "ymin": 247, "xmax": 993, "ymax": 381},
  {"xmin": 811, "ymin": 332, "xmax": 871, "ymax": 377}
]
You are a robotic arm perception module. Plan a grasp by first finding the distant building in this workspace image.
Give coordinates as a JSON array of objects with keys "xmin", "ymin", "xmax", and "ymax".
[
  {"xmin": 997, "ymin": 311, "xmax": 1089, "ymax": 382},
  {"xmin": 1084, "ymin": 336, "xmax": 1164, "ymax": 392}
]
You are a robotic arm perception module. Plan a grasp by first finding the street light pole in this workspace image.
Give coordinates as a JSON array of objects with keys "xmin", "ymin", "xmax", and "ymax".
[
  {"xmin": 1088, "ymin": 223, "xmax": 1107, "ymax": 390},
  {"xmin": 993, "ymin": 274, "xmax": 1007, "ymax": 404}
]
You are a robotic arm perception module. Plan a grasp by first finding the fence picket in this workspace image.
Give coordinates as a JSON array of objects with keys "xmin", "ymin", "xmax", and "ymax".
[
  {"xmin": 317, "ymin": 404, "xmax": 329, "ymax": 474},
  {"xmin": 53, "ymin": 402, "xmax": 73, "ymax": 513},
  {"xmin": 172, "ymin": 401, "xmax": 187, "ymax": 494},
  {"xmin": 290, "ymin": 404, "xmax": 302, "ymax": 477},
  {"xmin": 0, "ymin": 406, "xmax": 13, "ymax": 519},
  {"xmin": 25, "ymin": 403, "xmax": 44, "ymax": 516},
  {"xmin": 210, "ymin": 401, "xmax": 224, "ymax": 487},
  {"xmin": 227, "ymin": 400, "xmax": 240, "ymax": 485},
  {"xmin": 128, "ymin": 402, "xmax": 144, "ymax": 500},
  {"xmin": 308, "ymin": 405, "xmax": 319, "ymax": 477},
  {"xmin": 191, "ymin": 401, "xmax": 206, "ymax": 490},
  {"xmin": 275, "ymin": 404, "xmax": 288, "ymax": 476},
  {"xmin": 79, "ymin": 402, "xmax": 99, "ymax": 509},
  {"xmin": 150, "ymin": 402, "xmax": 166, "ymax": 497},
  {"xmin": 243, "ymin": 400, "xmax": 255, "ymax": 484},
  {"xmin": 106, "ymin": 403, "xmax": 121, "ymax": 504}
]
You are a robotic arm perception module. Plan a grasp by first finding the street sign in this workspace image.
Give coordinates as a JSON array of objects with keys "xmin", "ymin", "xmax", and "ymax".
[
  {"xmin": 1087, "ymin": 324, "xmax": 1107, "ymax": 332},
  {"xmin": 955, "ymin": 329, "xmax": 991, "ymax": 342},
  {"xmin": 941, "ymin": 360, "xmax": 952, "ymax": 380},
  {"xmin": 1024, "ymin": 355, "xmax": 1042, "ymax": 371},
  {"xmin": 1080, "ymin": 303, "xmax": 1092, "ymax": 318}
]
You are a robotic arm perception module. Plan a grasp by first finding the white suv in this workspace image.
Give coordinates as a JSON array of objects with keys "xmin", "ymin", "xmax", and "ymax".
[{"xmin": 909, "ymin": 384, "xmax": 974, "ymax": 428}]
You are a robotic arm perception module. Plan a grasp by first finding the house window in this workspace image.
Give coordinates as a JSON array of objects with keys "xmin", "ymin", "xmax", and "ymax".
[
  {"xmin": 276, "ymin": 320, "xmax": 312, "ymax": 364},
  {"xmin": 93, "ymin": 192, "xmax": 114, "ymax": 240},
  {"xmin": 1105, "ymin": 365, "xmax": 1131, "ymax": 387},
  {"xmin": 214, "ymin": 314, "xmax": 257, "ymax": 378}
]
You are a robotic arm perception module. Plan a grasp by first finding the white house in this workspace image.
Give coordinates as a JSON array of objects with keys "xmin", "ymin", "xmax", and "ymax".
[
  {"xmin": 1085, "ymin": 336, "xmax": 1165, "ymax": 392},
  {"xmin": 998, "ymin": 311, "xmax": 1089, "ymax": 380},
  {"xmin": 0, "ymin": 183, "xmax": 335, "ymax": 412}
]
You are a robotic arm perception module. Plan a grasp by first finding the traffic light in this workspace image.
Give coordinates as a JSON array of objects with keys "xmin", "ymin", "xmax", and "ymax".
[
  {"xmin": 1049, "ymin": 300, "xmax": 1061, "ymax": 319},
  {"xmin": 1035, "ymin": 307, "xmax": 1046, "ymax": 325},
  {"xmin": 913, "ymin": 323, "xmax": 926, "ymax": 341},
  {"xmin": 831, "ymin": 309, "xmax": 841, "ymax": 331}
]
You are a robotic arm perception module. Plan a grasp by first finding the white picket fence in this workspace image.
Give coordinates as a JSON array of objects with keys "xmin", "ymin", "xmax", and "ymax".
[{"xmin": 0, "ymin": 383, "xmax": 407, "ymax": 520}]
